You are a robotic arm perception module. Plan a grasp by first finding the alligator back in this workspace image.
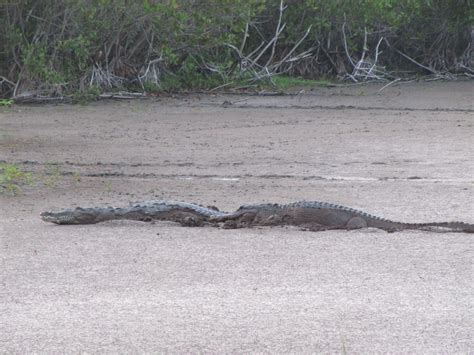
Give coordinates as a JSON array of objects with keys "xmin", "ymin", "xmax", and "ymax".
[
  {"xmin": 41, "ymin": 200, "xmax": 226, "ymax": 225},
  {"xmin": 228, "ymin": 201, "xmax": 472, "ymax": 233}
]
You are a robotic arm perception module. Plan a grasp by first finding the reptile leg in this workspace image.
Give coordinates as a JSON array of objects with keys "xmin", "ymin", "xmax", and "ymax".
[
  {"xmin": 180, "ymin": 216, "xmax": 203, "ymax": 227},
  {"xmin": 222, "ymin": 220, "xmax": 239, "ymax": 229},
  {"xmin": 227, "ymin": 212, "xmax": 258, "ymax": 228},
  {"xmin": 172, "ymin": 212, "xmax": 206, "ymax": 227},
  {"xmin": 346, "ymin": 216, "xmax": 368, "ymax": 229}
]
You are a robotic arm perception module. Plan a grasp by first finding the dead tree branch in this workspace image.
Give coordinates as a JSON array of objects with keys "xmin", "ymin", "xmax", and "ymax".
[
  {"xmin": 218, "ymin": 1, "xmax": 312, "ymax": 87},
  {"xmin": 342, "ymin": 23, "xmax": 392, "ymax": 82}
]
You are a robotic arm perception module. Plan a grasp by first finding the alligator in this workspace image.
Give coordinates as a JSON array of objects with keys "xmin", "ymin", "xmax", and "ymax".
[
  {"xmin": 209, "ymin": 201, "xmax": 474, "ymax": 233},
  {"xmin": 40, "ymin": 200, "xmax": 226, "ymax": 226},
  {"xmin": 41, "ymin": 200, "xmax": 474, "ymax": 233}
]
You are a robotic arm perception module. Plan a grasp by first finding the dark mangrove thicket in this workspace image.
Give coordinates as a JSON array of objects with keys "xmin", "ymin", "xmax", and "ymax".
[{"xmin": 0, "ymin": 0, "xmax": 472, "ymax": 98}]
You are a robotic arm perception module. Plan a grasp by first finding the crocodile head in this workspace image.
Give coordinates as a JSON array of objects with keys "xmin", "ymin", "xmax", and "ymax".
[{"xmin": 41, "ymin": 208, "xmax": 83, "ymax": 224}]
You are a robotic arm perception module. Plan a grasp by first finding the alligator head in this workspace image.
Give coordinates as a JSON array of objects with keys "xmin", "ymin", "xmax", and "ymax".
[{"xmin": 41, "ymin": 208, "xmax": 89, "ymax": 224}]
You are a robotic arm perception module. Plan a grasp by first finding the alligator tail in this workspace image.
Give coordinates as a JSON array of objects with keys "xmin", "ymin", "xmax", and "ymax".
[{"xmin": 406, "ymin": 221, "xmax": 474, "ymax": 233}]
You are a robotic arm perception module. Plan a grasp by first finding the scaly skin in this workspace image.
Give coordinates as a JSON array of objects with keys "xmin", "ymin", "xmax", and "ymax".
[
  {"xmin": 41, "ymin": 200, "xmax": 474, "ymax": 233},
  {"xmin": 41, "ymin": 200, "xmax": 226, "ymax": 226},
  {"xmin": 210, "ymin": 201, "xmax": 474, "ymax": 233}
]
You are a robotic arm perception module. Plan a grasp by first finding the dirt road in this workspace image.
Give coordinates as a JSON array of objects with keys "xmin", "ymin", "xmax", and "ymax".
[{"xmin": 1, "ymin": 81, "xmax": 473, "ymax": 352}]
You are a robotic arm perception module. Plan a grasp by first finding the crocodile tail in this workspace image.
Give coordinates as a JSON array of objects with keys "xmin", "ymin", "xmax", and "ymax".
[
  {"xmin": 364, "ymin": 218, "xmax": 474, "ymax": 233},
  {"xmin": 404, "ymin": 222, "xmax": 474, "ymax": 233}
]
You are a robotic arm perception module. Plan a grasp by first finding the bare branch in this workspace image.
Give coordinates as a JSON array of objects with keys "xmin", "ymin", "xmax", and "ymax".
[
  {"xmin": 264, "ymin": 0, "xmax": 287, "ymax": 68},
  {"xmin": 239, "ymin": 22, "xmax": 249, "ymax": 54},
  {"xmin": 250, "ymin": 23, "xmax": 286, "ymax": 68},
  {"xmin": 395, "ymin": 49, "xmax": 437, "ymax": 74},
  {"xmin": 0, "ymin": 76, "xmax": 16, "ymax": 87},
  {"xmin": 342, "ymin": 22, "xmax": 356, "ymax": 68},
  {"xmin": 377, "ymin": 78, "xmax": 401, "ymax": 93},
  {"xmin": 208, "ymin": 82, "xmax": 235, "ymax": 93},
  {"xmin": 271, "ymin": 25, "xmax": 312, "ymax": 71}
]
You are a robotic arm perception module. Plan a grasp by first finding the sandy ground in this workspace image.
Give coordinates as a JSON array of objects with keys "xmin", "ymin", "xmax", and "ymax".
[{"xmin": 1, "ymin": 80, "xmax": 473, "ymax": 353}]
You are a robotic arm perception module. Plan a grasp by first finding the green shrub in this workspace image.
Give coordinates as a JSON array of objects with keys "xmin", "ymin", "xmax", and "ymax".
[
  {"xmin": 72, "ymin": 86, "xmax": 101, "ymax": 103},
  {"xmin": 0, "ymin": 0, "xmax": 471, "ymax": 98},
  {"xmin": 0, "ymin": 164, "xmax": 33, "ymax": 195}
]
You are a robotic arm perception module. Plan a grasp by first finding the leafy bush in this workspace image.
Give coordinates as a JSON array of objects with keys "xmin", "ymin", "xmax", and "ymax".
[{"xmin": 0, "ymin": 0, "xmax": 471, "ymax": 98}]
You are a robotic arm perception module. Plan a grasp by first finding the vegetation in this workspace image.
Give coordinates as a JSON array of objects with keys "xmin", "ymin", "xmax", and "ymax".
[
  {"xmin": 0, "ymin": 99, "xmax": 13, "ymax": 107},
  {"xmin": 0, "ymin": 163, "xmax": 33, "ymax": 195},
  {"xmin": 0, "ymin": 0, "xmax": 472, "ymax": 98}
]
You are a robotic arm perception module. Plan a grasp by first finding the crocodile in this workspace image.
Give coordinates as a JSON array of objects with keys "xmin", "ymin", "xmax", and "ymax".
[
  {"xmin": 209, "ymin": 201, "xmax": 474, "ymax": 233},
  {"xmin": 41, "ymin": 200, "xmax": 474, "ymax": 233},
  {"xmin": 40, "ymin": 200, "xmax": 226, "ymax": 226}
]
